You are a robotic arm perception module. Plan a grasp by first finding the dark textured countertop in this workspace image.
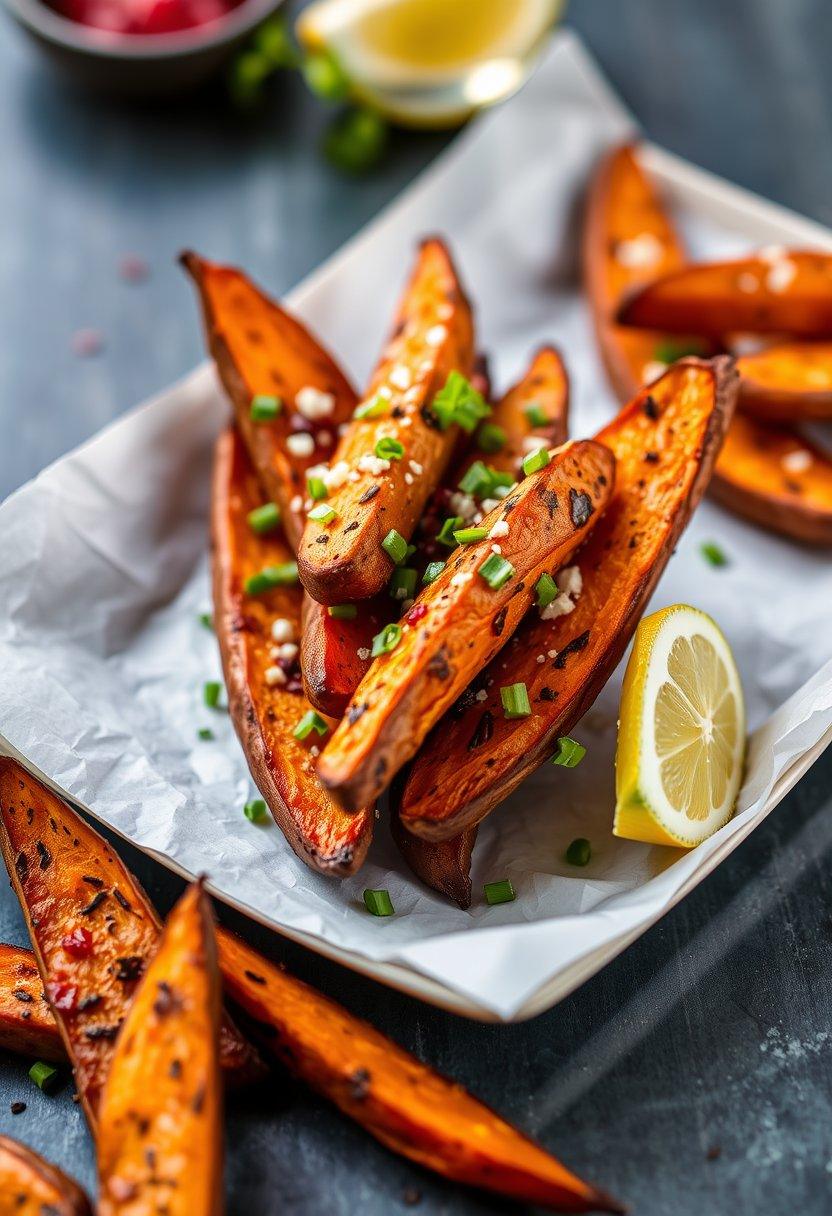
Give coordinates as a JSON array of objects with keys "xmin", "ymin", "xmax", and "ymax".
[{"xmin": 1, "ymin": 2, "xmax": 831, "ymax": 1212}]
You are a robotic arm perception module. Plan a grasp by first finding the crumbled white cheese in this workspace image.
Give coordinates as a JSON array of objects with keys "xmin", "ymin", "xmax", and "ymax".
[
  {"xmin": 450, "ymin": 491, "xmax": 478, "ymax": 524},
  {"xmin": 450, "ymin": 571, "xmax": 474, "ymax": 587},
  {"xmin": 494, "ymin": 483, "xmax": 515, "ymax": 500},
  {"xmin": 296, "ymin": 386, "xmax": 335, "ymax": 419},
  {"xmin": 537, "ymin": 654, "xmax": 546, "ymax": 663},
  {"xmin": 614, "ymin": 232, "xmax": 664, "ymax": 269},
  {"xmin": 475, "ymin": 689, "xmax": 488, "ymax": 702},
  {"xmin": 736, "ymin": 272, "xmax": 759, "ymax": 294},
  {"xmin": 316, "ymin": 460, "xmax": 349, "ymax": 491},
  {"xmin": 389, "ymin": 365, "xmax": 412, "ymax": 390},
  {"xmin": 287, "ymin": 432, "xmax": 315, "ymax": 458},
  {"xmin": 489, "ymin": 519, "xmax": 510, "ymax": 539},
  {"xmin": 357, "ymin": 454, "xmax": 391, "ymax": 476},
  {"xmin": 409, "ymin": 460, "xmax": 423, "ymax": 475},
  {"xmin": 271, "ymin": 618, "xmax": 294, "ymax": 643},
  {"xmin": 480, "ymin": 497, "xmax": 500, "ymax": 514},
  {"xmin": 400, "ymin": 415, "xmax": 413, "ymax": 426},
  {"xmin": 541, "ymin": 593, "xmax": 575, "ymax": 621},
  {"xmin": 490, "ymin": 544, "xmax": 502, "ymax": 555},
  {"xmin": 276, "ymin": 642, "xmax": 298, "ymax": 662},
  {"xmin": 348, "ymin": 470, "xmax": 361, "ymax": 482},
  {"xmin": 766, "ymin": 259, "xmax": 797, "ymax": 293},
  {"xmin": 547, "ymin": 649, "xmax": 558, "ymax": 659},
  {"xmin": 290, "ymin": 494, "xmax": 303, "ymax": 513},
  {"xmin": 376, "ymin": 385, "xmax": 392, "ymax": 400},
  {"xmin": 425, "ymin": 325, "xmax": 447, "ymax": 347},
  {"xmin": 309, "ymin": 745, "xmax": 320, "ymax": 758},
  {"xmin": 556, "ymin": 565, "xmax": 583, "ymax": 598},
  {"xmin": 404, "ymin": 472, "xmax": 414, "ymax": 485},
  {"xmin": 265, "ymin": 666, "xmax": 287, "ymax": 687},
  {"xmin": 337, "ymin": 422, "xmax": 350, "ymax": 437},
  {"xmin": 357, "ymin": 647, "xmax": 371, "ymax": 661},
  {"xmin": 782, "ymin": 448, "xmax": 812, "ymax": 473},
  {"xmin": 641, "ymin": 360, "xmax": 668, "ymax": 386}
]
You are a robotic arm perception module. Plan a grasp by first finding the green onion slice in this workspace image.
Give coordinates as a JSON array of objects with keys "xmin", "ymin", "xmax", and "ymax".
[
  {"xmin": 389, "ymin": 567, "xmax": 417, "ymax": 600},
  {"xmin": 308, "ymin": 502, "xmax": 337, "ymax": 524},
  {"xmin": 244, "ymin": 562, "xmax": 299, "ymax": 596},
  {"xmin": 476, "ymin": 423, "xmax": 507, "ymax": 454},
  {"xmin": 29, "ymin": 1061, "xmax": 58, "ymax": 1092},
  {"xmin": 381, "ymin": 529, "xmax": 408, "ymax": 564},
  {"xmin": 198, "ymin": 727, "xmax": 214, "ymax": 741},
  {"xmin": 479, "ymin": 553, "xmax": 515, "ymax": 589},
  {"xmin": 700, "ymin": 541, "xmax": 729, "ymax": 567},
  {"xmin": 354, "ymin": 395, "xmax": 389, "ymax": 420},
  {"xmin": 565, "ymin": 837, "xmax": 592, "ymax": 866},
  {"xmin": 524, "ymin": 402, "xmax": 548, "ymax": 428},
  {"xmin": 250, "ymin": 394, "xmax": 282, "ymax": 421},
  {"xmin": 203, "ymin": 681, "xmax": 222, "ymax": 709},
  {"xmin": 552, "ymin": 736, "xmax": 586, "ymax": 767},
  {"xmin": 500, "ymin": 682, "xmax": 531, "ymax": 719},
  {"xmin": 328, "ymin": 604, "xmax": 357, "ymax": 620},
  {"xmin": 371, "ymin": 622, "xmax": 402, "ymax": 657},
  {"xmin": 247, "ymin": 502, "xmax": 281, "ymax": 534},
  {"xmin": 522, "ymin": 446, "xmax": 551, "ymax": 476},
  {"xmin": 484, "ymin": 879, "xmax": 516, "ymax": 906},
  {"xmin": 363, "ymin": 888, "xmax": 394, "ymax": 916},
  {"xmin": 453, "ymin": 526, "xmax": 488, "ymax": 545},
  {"xmin": 244, "ymin": 798, "xmax": 268, "ymax": 823},
  {"xmin": 375, "ymin": 436, "xmax": 404, "ymax": 461},
  {"xmin": 431, "ymin": 371, "xmax": 491, "ymax": 432},
  {"xmin": 534, "ymin": 572, "xmax": 558, "ymax": 609},
  {"xmin": 307, "ymin": 476, "xmax": 328, "ymax": 501},
  {"xmin": 293, "ymin": 710, "xmax": 330, "ymax": 741},
  {"xmin": 422, "ymin": 561, "xmax": 445, "ymax": 585},
  {"xmin": 436, "ymin": 516, "xmax": 462, "ymax": 547}
]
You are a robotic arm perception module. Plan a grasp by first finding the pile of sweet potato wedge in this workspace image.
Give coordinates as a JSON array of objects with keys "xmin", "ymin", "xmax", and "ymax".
[{"xmin": 0, "ymin": 756, "xmax": 622, "ymax": 1212}]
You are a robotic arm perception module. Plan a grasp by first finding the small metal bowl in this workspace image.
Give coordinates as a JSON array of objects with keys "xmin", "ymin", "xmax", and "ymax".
[{"xmin": 3, "ymin": 0, "xmax": 284, "ymax": 94}]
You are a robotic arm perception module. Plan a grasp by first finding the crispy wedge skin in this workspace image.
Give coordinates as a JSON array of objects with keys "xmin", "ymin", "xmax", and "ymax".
[
  {"xmin": 212, "ymin": 428, "xmax": 373, "ymax": 872},
  {"xmin": 709, "ymin": 414, "xmax": 832, "ymax": 544},
  {"xmin": 0, "ymin": 1136, "xmax": 92, "ymax": 1216},
  {"xmin": 182, "ymin": 251, "xmax": 358, "ymax": 550},
  {"xmin": 0, "ymin": 942, "xmax": 64, "ymax": 1062},
  {"xmin": 399, "ymin": 359, "xmax": 738, "ymax": 841},
  {"xmin": 737, "ymin": 342, "xmax": 832, "ymax": 422},
  {"xmin": 216, "ymin": 928, "xmax": 621, "ymax": 1213},
  {"xmin": 97, "ymin": 883, "xmax": 223, "ymax": 1216},
  {"xmin": 389, "ymin": 812, "xmax": 475, "ymax": 909},
  {"xmin": 297, "ymin": 238, "xmax": 475, "ymax": 604},
  {"xmin": 617, "ymin": 250, "xmax": 832, "ymax": 337},
  {"xmin": 318, "ymin": 441, "xmax": 615, "ymax": 811},
  {"xmin": 0, "ymin": 759, "xmax": 262, "ymax": 1127}
]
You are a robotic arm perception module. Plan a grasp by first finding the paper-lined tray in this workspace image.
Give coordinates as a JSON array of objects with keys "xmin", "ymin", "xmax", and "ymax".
[{"xmin": 1, "ymin": 31, "xmax": 830, "ymax": 1021}]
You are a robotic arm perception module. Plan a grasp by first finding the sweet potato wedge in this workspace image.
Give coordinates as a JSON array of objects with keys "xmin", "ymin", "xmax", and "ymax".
[
  {"xmin": 398, "ymin": 358, "xmax": 738, "ymax": 842},
  {"xmin": 708, "ymin": 413, "xmax": 832, "ymax": 544},
  {"xmin": 300, "ymin": 591, "xmax": 390, "ymax": 718},
  {"xmin": 0, "ymin": 757, "xmax": 262, "ymax": 1128},
  {"xmin": 297, "ymin": 237, "xmax": 475, "ymax": 604},
  {"xmin": 212, "ymin": 427, "xmax": 374, "ymax": 872},
  {"xmin": 0, "ymin": 942, "xmax": 64, "ymax": 1063},
  {"xmin": 182, "ymin": 251, "xmax": 358, "ymax": 550},
  {"xmin": 216, "ymin": 927, "xmax": 621, "ymax": 1213},
  {"xmin": 0, "ymin": 1136, "xmax": 92, "ymax": 1216},
  {"xmin": 97, "ymin": 882, "xmax": 223, "ymax": 1216},
  {"xmin": 737, "ymin": 341, "xmax": 832, "ymax": 422},
  {"xmin": 389, "ymin": 811, "xmax": 476, "ymax": 909},
  {"xmin": 617, "ymin": 250, "xmax": 832, "ymax": 337},
  {"xmin": 318, "ymin": 440, "xmax": 615, "ymax": 812}
]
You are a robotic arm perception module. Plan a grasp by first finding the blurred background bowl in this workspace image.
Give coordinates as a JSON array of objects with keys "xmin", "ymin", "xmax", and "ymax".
[{"xmin": 2, "ymin": 0, "xmax": 284, "ymax": 95}]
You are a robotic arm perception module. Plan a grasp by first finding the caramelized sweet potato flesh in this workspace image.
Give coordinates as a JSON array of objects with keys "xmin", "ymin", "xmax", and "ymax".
[
  {"xmin": 399, "ymin": 359, "xmax": 738, "ymax": 841},
  {"xmin": 182, "ymin": 252, "xmax": 358, "ymax": 550},
  {"xmin": 318, "ymin": 440, "xmax": 615, "ymax": 812},
  {"xmin": 300, "ymin": 591, "xmax": 389, "ymax": 718},
  {"xmin": 297, "ymin": 238, "xmax": 475, "ymax": 604},
  {"xmin": 0, "ymin": 942, "xmax": 64, "ymax": 1063},
  {"xmin": 0, "ymin": 758, "xmax": 261, "ymax": 1126},
  {"xmin": 216, "ymin": 928, "xmax": 621, "ymax": 1213},
  {"xmin": 212, "ymin": 428, "xmax": 373, "ymax": 872},
  {"xmin": 0, "ymin": 1136, "xmax": 92, "ymax": 1216},
  {"xmin": 737, "ymin": 341, "xmax": 832, "ymax": 422},
  {"xmin": 617, "ymin": 250, "xmax": 832, "ymax": 337},
  {"xmin": 97, "ymin": 883, "xmax": 223, "ymax": 1216}
]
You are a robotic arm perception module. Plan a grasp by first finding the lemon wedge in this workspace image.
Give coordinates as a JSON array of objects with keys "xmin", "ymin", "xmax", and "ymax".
[
  {"xmin": 614, "ymin": 605, "xmax": 746, "ymax": 847},
  {"xmin": 296, "ymin": 0, "xmax": 563, "ymax": 127}
]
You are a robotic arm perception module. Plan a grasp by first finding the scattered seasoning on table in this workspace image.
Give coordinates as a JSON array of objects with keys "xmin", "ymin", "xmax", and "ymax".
[
  {"xmin": 565, "ymin": 838, "xmax": 592, "ymax": 867},
  {"xmin": 198, "ymin": 612, "xmax": 213, "ymax": 631},
  {"xmin": 29, "ymin": 1061, "xmax": 58, "ymax": 1092},
  {"xmin": 118, "ymin": 254, "xmax": 149, "ymax": 283},
  {"xmin": 71, "ymin": 328, "xmax": 103, "ymax": 358},
  {"xmin": 484, "ymin": 879, "xmax": 515, "ymax": 905},
  {"xmin": 10, "ymin": 1101, "xmax": 26, "ymax": 1115},
  {"xmin": 203, "ymin": 681, "xmax": 222, "ymax": 709},
  {"xmin": 701, "ymin": 541, "xmax": 729, "ymax": 567},
  {"xmin": 198, "ymin": 727, "xmax": 214, "ymax": 741}
]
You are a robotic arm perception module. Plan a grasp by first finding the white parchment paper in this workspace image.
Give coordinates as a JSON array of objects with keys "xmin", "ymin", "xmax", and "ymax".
[{"xmin": 1, "ymin": 32, "xmax": 831, "ymax": 1020}]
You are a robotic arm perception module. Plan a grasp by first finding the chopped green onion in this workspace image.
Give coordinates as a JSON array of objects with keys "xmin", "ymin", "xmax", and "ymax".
[
  {"xmin": 244, "ymin": 798, "xmax": 268, "ymax": 823},
  {"xmin": 302, "ymin": 47, "xmax": 350, "ymax": 101},
  {"xmin": 565, "ymin": 837, "xmax": 592, "ymax": 866},
  {"xmin": 653, "ymin": 339, "xmax": 706, "ymax": 364},
  {"xmin": 293, "ymin": 711, "xmax": 330, "ymax": 741},
  {"xmin": 323, "ymin": 107, "xmax": 388, "ymax": 175},
  {"xmin": 198, "ymin": 612, "xmax": 213, "ymax": 631},
  {"xmin": 228, "ymin": 51, "xmax": 272, "ymax": 109},
  {"xmin": 701, "ymin": 541, "xmax": 729, "ymax": 568},
  {"xmin": 250, "ymin": 394, "xmax": 282, "ymax": 422},
  {"xmin": 476, "ymin": 423, "xmax": 507, "ymax": 454},
  {"xmin": 453, "ymin": 526, "xmax": 488, "ymax": 545},
  {"xmin": 422, "ymin": 561, "xmax": 445, "ymax": 585},
  {"xmin": 29, "ymin": 1061, "xmax": 58, "ymax": 1092},
  {"xmin": 552, "ymin": 737, "xmax": 586, "ymax": 767},
  {"xmin": 431, "ymin": 371, "xmax": 491, "ymax": 432},
  {"xmin": 500, "ymin": 682, "xmax": 531, "ymax": 719},
  {"xmin": 522, "ymin": 446, "xmax": 551, "ymax": 476},
  {"xmin": 203, "ymin": 681, "xmax": 222, "ymax": 709},
  {"xmin": 328, "ymin": 604, "xmax": 357, "ymax": 620},
  {"xmin": 354, "ymin": 395, "xmax": 388, "ymax": 420},
  {"xmin": 244, "ymin": 562, "xmax": 299, "ymax": 596},
  {"xmin": 436, "ymin": 516, "xmax": 462, "ymax": 547},
  {"xmin": 524, "ymin": 401, "xmax": 549, "ymax": 428},
  {"xmin": 247, "ymin": 502, "xmax": 281, "ymax": 535},
  {"xmin": 382, "ymin": 529, "xmax": 408, "ymax": 565},
  {"xmin": 535, "ymin": 572, "xmax": 558, "ymax": 610},
  {"xmin": 458, "ymin": 460, "xmax": 491, "ymax": 496},
  {"xmin": 198, "ymin": 727, "xmax": 214, "ymax": 741},
  {"xmin": 479, "ymin": 553, "xmax": 515, "ymax": 590},
  {"xmin": 484, "ymin": 879, "xmax": 516, "ymax": 906},
  {"xmin": 371, "ymin": 622, "xmax": 402, "ymax": 657},
  {"xmin": 308, "ymin": 503, "xmax": 337, "ymax": 525},
  {"xmin": 389, "ymin": 567, "xmax": 418, "ymax": 600},
  {"xmin": 363, "ymin": 888, "xmax": 394, "ymax": 916},
  {"xmin": 307, "ymin": 476, "xmax": 328, "ymax": 501},
  {"xmin": 375, "ymin": 436, "xmax": 404, "ymax": 462},
  {"xmin": 253, "ymin": 15, "xmax": 299, "ymax": 68}
]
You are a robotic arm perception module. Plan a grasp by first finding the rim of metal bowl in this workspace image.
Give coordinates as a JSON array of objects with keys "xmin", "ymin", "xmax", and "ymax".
[{"xmin": 2, "ymin": 0, "xmax": 284, "ymax": 60}]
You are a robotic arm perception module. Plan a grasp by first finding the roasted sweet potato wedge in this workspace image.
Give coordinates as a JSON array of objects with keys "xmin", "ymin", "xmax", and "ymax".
[
  {"xmin": 0, "ymin": 757, "xmax": 262, "ymax": 1127},
  {"xmin": 389, "ymin": 811, "xmax": 476, "ymax": 909},
  {"xmin": 0, "ymin": 942, "xmax": 64, "ymax": 1063},
  {"xmin": 97, "ymin": 882, "xmax": 223, "ymax": 1216},
  {"xmin": 737, "ymin": 341, "xmax": 832, "ymax": 422},
  {"xmin": 182, "ymin": 251, "xmax": 358, "ymax": 549},
  {"xmin": 216, "ymin": 927, "xmax": 621, "ymax": 1213},
  {"xmin": 398, "ymin": 358, "xmax": 738, "ymax": 842},
  {"xmin": 617, "ymin": 250, "xmax": 832, "ymax": 337},
  {"xmin": 300, "ymin": 591, "xmax": 390, "ymax": 718},
  {"xmin": 297, "ymin": 237, "xmax": 475, "ymax": 604},
  {"xmin": 212, "ymin": 427, "xmax": 374, "ymax": 871},
  {"xmin": 0, "ymin": 1136, "xmax": 92, "ymax": 1216},
  {"xmin": 709, "ymin": 413, "xmax": 832, "ymax": 544},
  {"xmin": 318, "ymin": 440, "xmax": 615, "ymax": 811}
]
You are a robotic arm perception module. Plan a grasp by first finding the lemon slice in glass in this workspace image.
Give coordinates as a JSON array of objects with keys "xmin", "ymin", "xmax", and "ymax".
[
  {"xmin": 296, "ymin": 0, "xmax": 563, "ymax": 128},
  {"xmin": 614, "ymin": 605, "xmax": 746, "ymax": 847}
]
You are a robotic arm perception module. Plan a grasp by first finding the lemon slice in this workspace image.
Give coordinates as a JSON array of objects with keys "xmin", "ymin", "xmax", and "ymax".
[
  {"xmin": 296, "ymin": 0, "xmax": 563, "ymax": 127},
  {"xmin": 614, "ymin": 605, "xmax": 746, "ymax": 847}
]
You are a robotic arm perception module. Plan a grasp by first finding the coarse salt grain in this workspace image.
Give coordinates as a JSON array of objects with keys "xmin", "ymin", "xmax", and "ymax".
[
  {"xmin": 475, "ymin": 689, "xmax": 488, "ymax": 701},
  {"xmin": 296, "ymin": 386, "xmax": 335, "ymax": 419},
  {"xmin": 357, "ymin": 647, "xmax": 371, "ymax": 660},
  {"xmin": 287, "ymin": 432, "xmax": 315, "ymax": 458}
]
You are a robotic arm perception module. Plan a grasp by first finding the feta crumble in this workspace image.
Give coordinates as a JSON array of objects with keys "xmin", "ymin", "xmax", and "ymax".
[
  {"xmin": 265, "ymin": 666, "xmax": 287, "ymax": 687},
  {"xmin": 276, "ymin": 642, "xmax": 299, "ymax": 662},
  {"xmin": 475, "ymin": 689, "xmax": 488, "ymax": 702},
  {"xmin": 271, "ymin": 618, "xmax": 294, "ymax": 643},
  {"xmin": 541, "ymin": 593, "xmax": 575, "ymax": 621},
  {"xmin": 389, "ymin": 365, "xmax": 412, "ymax": 390},
  {"xmin": 287, "ymin": 432, "xmax": 315, "ymax": 458},
  {"xmin": 450, "ymin": 571, "xmax": 473, "ymax": 587},
  {"xmin": 296, "ymin": 386, "xmax": 335, "ymax": 419},
  {"xmin": 450, "ymin": 491, "xmax": 478, "ymax": 524},
  {"xmin": 766, "ymin": 259, "xmax": 797, "ymax": 293},
  {"xmin": 290, "ymin": 494, "xmax": 303, "ymax": 513},
  {"xmin": 425, "ymin": 325, "xmax": 447, "ymax": 347},
  {"xmin": 782, "ymin": 448, "xmax": 812, "ymax": 473},
  {"xmin": 614, "ymin": 232, "xmax": 664, "ymax": 269},
  {"xmin": 556, "ymin": 565, "xmax": 583, "ymax": 598},
  {"xmin": 736, "ymin": 272, "xmax": 759, "ymax": 294},
  {"xmin": 357, "ymin": 453, "xmax": 391, "ymax": 476},
  {"xmin": 409, "ymin": 459, "xmax": 423, "ymax": 475},
  {"xmin": 489, "ymin": 519, "xmax": 510, "ymax": 539}
]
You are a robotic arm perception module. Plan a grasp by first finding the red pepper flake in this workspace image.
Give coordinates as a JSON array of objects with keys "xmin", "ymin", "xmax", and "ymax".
[
  {"xmin": 406, "ymin": 603, "xmax": 427, "ymax": 626},
  {"xmin": 62, "ymin": 927, "xmax": 94, "ymax": 959},
  {"xmin": 47, "ymin": 980, "xmax": 79, "ymax": 1013},
  {"xmin": 118, "ymin": 254, "xmax": 149, "ymax": 283},
  {"xmin": 71, "ymin": 329, "xmax": 104, "ymax": 358}
]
